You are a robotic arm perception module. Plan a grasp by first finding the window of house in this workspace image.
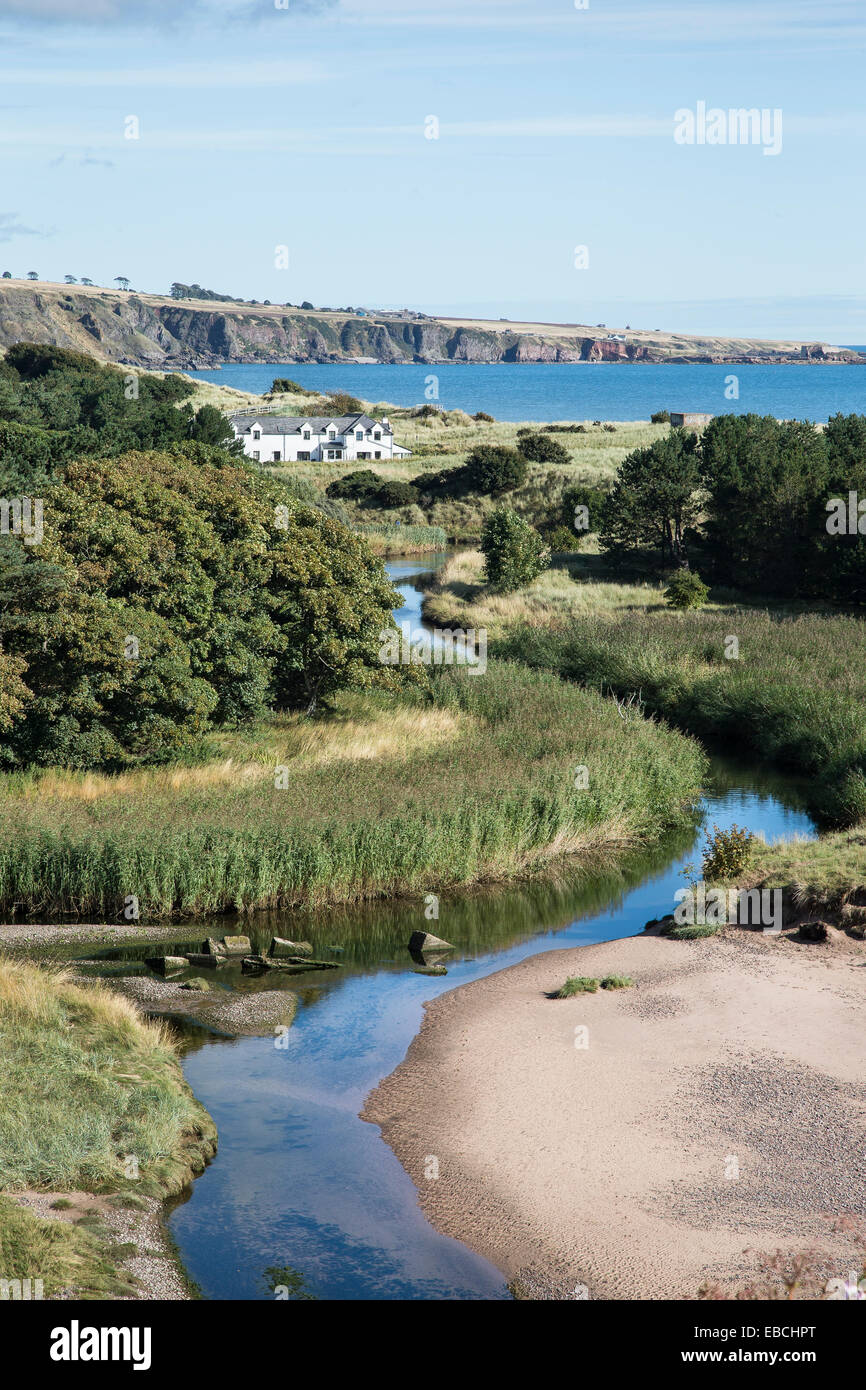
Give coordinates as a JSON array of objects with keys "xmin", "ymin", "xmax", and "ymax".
[
  {"xmin": 374, "ymin": 451, "xmax": 381, "ymax": 459},
  {"xmin": 298, "ymin": 451, "xmax": 310, "ymax": 461},
  {"xmin": 303, "ymin": 430, "xmax": 310, "ymax": 440},
  {"xmin": 356, "ymin": 431, "xmax": 363, "ymax": 440},
  {"xmin": 273, "ymin": 451, "xmax": 281, "ymax": 461},
  {"xmin": 252, "ymin": 450, "xmax": 260, "ymax": 461},
  {"xmin": 328, "ymin": 429, "xmax": 336, "ymax": 439},
  {"xmin": 373, "ymin": 430, "xmax": 381, "ymax": 440},
  {"xmin": 253, "ymin": 430, "xmax": 261, "ymax": 440}
]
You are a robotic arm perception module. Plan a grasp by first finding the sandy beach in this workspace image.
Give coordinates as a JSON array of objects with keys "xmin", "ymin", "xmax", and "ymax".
[{"xmin": 363, "ymin": 927, "xmax": 866, "ymax": 1300}]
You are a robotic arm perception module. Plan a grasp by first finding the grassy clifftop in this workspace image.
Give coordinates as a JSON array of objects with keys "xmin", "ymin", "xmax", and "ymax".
[{"xmin": 0, "ymin": 279, "xmax": 859, "ymax": 368}]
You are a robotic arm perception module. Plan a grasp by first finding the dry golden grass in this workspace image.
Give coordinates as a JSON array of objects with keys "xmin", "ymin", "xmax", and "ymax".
[
  {"xmin": 421, "ymin": 549, "xmax": 670, "ymax": 638},
  {"xmin": 12, "ymin": 704, "xmax": 468, "ymax": 803}
]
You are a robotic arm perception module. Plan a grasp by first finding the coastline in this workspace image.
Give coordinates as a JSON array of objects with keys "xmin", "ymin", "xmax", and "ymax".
[{"xmin": 363, "ymin": 926, "xmax": 866, "ymax": 1300}]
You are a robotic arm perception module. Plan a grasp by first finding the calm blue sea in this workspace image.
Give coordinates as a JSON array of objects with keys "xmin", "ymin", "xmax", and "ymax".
[{"xmin": 187, "ymin": 358, "xmax": 866, "ymax": 424}]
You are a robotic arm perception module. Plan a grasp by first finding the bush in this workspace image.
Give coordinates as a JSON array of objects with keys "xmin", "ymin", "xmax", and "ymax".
[
  {"xmin": 546, "ymin": 525, "xmax": 581, "ymax": 552},
  {"xmin": 702, "ymin": 823, "xmax": 756, "ymax": 881},
  {"xmin": 270, "ymin": 378, "xmax": 310, "ymax": 395},
  {"xmin": 562, "ymin": 482, "xmax": 608, "ymax": 538},
  {"xmin": 480, "ymin": 506, "xmax": 549, "ymax": 593},
  {"xmin": 372, "ymin": 481, "xmax": 419, "ymax": 509},
  {"xmin": 600, "ymin": 976, "xmax": 633, "ymax": 990},
  {"xmin": 516, "ymin": 431, "xmax": 569, "ymax": 464},
  {"xmin": 318, "ymin": 392, "xmax": 364, "ymax": 416},
  {"xmin": 664, "ymin": 570, "xmax": 709, "ymax": 610},
  {"xmin": 464, "ymin": 445, "xmax": 527, "ymax": 496},
  {"xmin": 473, "ymin": 411, "xmax": 495, "ymax": 423},
  {"xmin": 651, "ymin": 410, "xmax": 671, "ymax": 424},
  {"xmin": 325, "ymin": 469, "xmax": 382, "ymax": 500}
]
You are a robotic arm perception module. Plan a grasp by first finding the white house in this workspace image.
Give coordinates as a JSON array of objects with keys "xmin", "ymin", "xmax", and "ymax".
[{"xmin": 229, "ymin": 412, "xmax": 411, "ymax": 464}]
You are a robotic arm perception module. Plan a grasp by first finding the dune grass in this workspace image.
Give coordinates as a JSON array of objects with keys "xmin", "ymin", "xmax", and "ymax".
[
  {"xmin": 0, "ymin": 663, "xmax": 704, "ymax": 921},
  {"xmin": 0, "ymin": 959, "xmax": 216, "ymax": 1297},
  {"xmin": 264, "ymin": 415, "xmax": 668, "ymax": 542},
  {"xmin": 0, "ymin": 960, "xmax": 215, "ymax": 1195},
  {"xmin": 554, "ymin": 976, "xmax": 599, "ymax": 996}
]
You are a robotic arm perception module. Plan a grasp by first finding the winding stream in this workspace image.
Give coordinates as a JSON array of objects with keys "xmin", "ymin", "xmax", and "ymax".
[{"xmin": 100, "ymin": 556, "xmax": 819, "ymax": 1300}]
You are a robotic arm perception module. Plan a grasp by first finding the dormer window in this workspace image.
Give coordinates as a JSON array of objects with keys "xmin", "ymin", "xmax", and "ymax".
[
  {"xmin": 356, "ymin": 430, "xmax": 363, "ymax": 441},
  {"xmin": 373, "ymin": 430, "xmax": 381, "ymax": 440},
  {"xmin": 303, "ymin": 430, "xmax": 310, "ymax": 440},
  {"xmin": 328, "ymin": 429, "xmax": 336, "ymax": 439},
  {"xmin": 253, "ymin": 429, "xmax": 261, "ymax": 440}
]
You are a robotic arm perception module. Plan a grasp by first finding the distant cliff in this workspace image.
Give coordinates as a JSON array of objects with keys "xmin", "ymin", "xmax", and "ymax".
[{"xmin": 0, "ymin": 282, "xmax": 861, "ymax": 368}]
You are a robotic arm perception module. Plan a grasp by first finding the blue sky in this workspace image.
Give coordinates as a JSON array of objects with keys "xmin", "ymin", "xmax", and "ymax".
[{"xmin": 1, "ymin": 0, "xmax": 865, "ymax": 341}]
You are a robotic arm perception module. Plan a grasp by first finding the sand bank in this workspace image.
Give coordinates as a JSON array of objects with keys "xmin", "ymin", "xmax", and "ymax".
[{"xmin": 363, "ymin": 928, "xmax": 866, "ymax": 1299}]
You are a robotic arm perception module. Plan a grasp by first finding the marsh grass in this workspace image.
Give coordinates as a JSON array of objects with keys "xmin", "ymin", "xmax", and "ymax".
[
  {"xmin": 0, "ymin": 664, "xmax": 704, "ymax": 920},
  {"xmin": 497, "ymin": 610, "xmax": 866, "ymax": 826},
  {"xmin": 422, "ymin": 549, "xmax": 669, "ymax": 637}
]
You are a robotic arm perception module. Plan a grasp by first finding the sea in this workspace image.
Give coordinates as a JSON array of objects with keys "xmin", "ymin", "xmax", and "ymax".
[{"xmin": 186, "ymin": 356, "xmax": 866, "ymax": 424}]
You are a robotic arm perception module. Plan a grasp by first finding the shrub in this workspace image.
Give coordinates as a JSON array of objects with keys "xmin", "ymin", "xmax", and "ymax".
[
  {"xmin": 651, "ymin": 410, "xmax": 671, "ymax": 424},
  {"xmin": 546, "ymin": 525, "xmax": 581, "ymax": 552},
  {"xmin": 603, "ymin": 423, "xmax": 617, "ymax": 433},
  {"xmin": 372, "ymin": 481, "xmax": 419, "ymax": 509},
  {"xmin": 702, "ymin": 823, "xmax": 756, "ymax": 881},
  {"xmin": 562, "ymin": 482, "xmax": 608, "ymax": 538},
  {"xmin": 270, "ymin": 378, "xmax": 310, "ymax": 395},
  {"xmin": 473, "ymin": 411, "xmax": 495, "ymax": 423},
  {"xmin": 664, "ymin": 569, "xmax": 709, "ymax": 610},
  {"xmin": 600, "ymin": 976, "xmax": 634, "ymax": 990},
  {"xmin": 325, "ymin": 469, "xmax": 382, "ymax": 500},
  {"xmin": 317, "ymin": 392, "xmax": 365, "ymax": 416},
  {"xmin": 516, "ymin": 431, "xmax": 570, "ymax": 465},
  {"xmin": 480, "ymin": 506, "xmax": 550, "ymax": 593},
  {"xmin": 464, "ymin": 445, "xmax": 527, "ymax": 495}
]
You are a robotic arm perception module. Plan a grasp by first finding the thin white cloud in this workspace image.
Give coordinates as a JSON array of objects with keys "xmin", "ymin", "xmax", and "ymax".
[
  {"xmin": 0, "ymin": 211, "xmax": 41, "ymax": 240},
  {"xmin": 0, "ymin": 57, "xmax": 325, "ymax": 86}
]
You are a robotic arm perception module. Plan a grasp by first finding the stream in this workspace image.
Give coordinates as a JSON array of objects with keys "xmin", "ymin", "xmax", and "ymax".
[{"xmin": 85, "ymin": 554, "xmax": 818, "ymax": 1300}]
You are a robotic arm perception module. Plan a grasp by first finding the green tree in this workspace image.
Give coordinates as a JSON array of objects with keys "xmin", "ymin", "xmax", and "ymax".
[
  {"xmin": 699, "ymin": 414, "xmax": 829, "ymax": 595},
  {"xmin": 464, "ymin": 445, "xmax": 527, "ymax": 496},
  {"xmin": 601, "ymin": 429, "xmax": 701, "ymax": 569},
  {"xmin": 480, "ymin": 507, "xmax": 549, "ymax": 593},
  {"xmin": 266, "ymin": 506, "xmax": 404, "ymax": 715}
]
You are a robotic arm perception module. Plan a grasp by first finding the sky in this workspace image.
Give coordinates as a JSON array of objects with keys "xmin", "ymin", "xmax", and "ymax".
[{"xmin": 1, "ymin": 0, "xmax": 865, "ymax": 342}]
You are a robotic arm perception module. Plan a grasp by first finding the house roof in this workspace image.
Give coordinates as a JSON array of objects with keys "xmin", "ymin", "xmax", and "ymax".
[{"xmin": 229, "ymin": 412, "xmax": 391, "ymax": 436}]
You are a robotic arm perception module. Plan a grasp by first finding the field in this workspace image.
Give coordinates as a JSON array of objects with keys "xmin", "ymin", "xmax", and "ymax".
[
  {"xmin": 0, "ymin": 663, "xmax": 704, "ymax": 922},
  {"xmin": 265, "ymin": 410, "xmax": 669, "ymax": 541}
]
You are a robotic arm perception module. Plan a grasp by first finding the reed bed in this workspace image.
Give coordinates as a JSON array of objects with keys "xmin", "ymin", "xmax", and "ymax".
[
  {"xmin": 497, "ymin": 611, "xmax": 866, "ymax": 825},
  {"xmin": 0, "ymin": 663, "xmax": 704, "ymax": 921}
]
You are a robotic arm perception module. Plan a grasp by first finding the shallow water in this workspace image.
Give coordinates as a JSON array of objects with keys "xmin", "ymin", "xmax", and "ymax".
[{"xmin": 89, "ymin": 561, "xmax": 818, "ymax": 1301}]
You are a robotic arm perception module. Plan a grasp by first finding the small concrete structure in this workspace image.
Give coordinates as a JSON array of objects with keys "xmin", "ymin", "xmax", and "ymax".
[{"xmin": 669, "ymin": 412, "xmax": 714, "ymax": 428}]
